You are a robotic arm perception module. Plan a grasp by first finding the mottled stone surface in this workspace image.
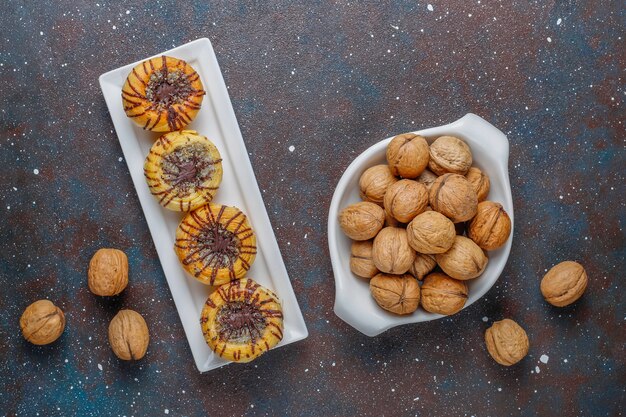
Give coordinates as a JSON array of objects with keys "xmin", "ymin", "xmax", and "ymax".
[{"xmin": 0, "ymin": 1, "xmax": 624, "ymax": 416}]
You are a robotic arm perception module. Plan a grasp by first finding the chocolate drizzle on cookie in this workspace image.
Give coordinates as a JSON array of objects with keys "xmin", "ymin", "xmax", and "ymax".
[
  {"xmin": 144, "ymin": 131, "xmax": 223, "ymax": 212},
  {"xmin": 145, "ymin": 68, "xmax": 194, "ymax": 110},
  {"xmin": 216, "ymin": 301, "xmax": 266, "ymax": 344},
  {"xmin": 191, "ymin": 223, "xmax": 240, "ymax": 269},
  {"xmin": 160, "ymin": 142, "xmax": 220, "ymax": 195},
  {"xmin": 200, "ymin": 279, "xmax": 284, "ymax": 362},
  {"xmin": 214, "ymin": 280, "xmax": 283, "ymax": 347},
  {"xmin": 176, "ymin": 205, "xmax": 257, "ymax": 285},
  {"xmin": 122, "ymin": 56, "xmax": 205, "ymax": 131}
]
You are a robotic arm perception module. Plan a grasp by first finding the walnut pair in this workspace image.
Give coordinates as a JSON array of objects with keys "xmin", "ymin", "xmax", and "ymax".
[{"xmin": 486, "ymin": 261, "xmax": 588, "ymax": 366}]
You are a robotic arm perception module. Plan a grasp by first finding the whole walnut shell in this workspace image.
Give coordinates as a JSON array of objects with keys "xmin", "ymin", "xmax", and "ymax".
[
  {"xmin": 20, "ymin": 300, "xmax": 66, "ymax": 345},
  {"xmin": 108, "ymin": 309, "xmax": 150, "ymax": 360},
  {"xmin": 338, "ymin": 201, "xmax": 385, "ymax": 241},
  {"xmin": 409, "ymin": 253, "xmax": 437, "ymax": 280},
  {"xmin": 350, "ymin": 240, "xmax": 379, "ymax": 278},
  {"xmin": 429, "ymin": 173, "xmax": 478, "ymax": 222},
  {"xmin": 420, "ymin": 272, "xmax": 468, "ymax": 315},
  {"xmin": 383, "ymin": 179, "xmax": 429, "ymax": 223},
  {"xmin": 468, "ymin": 201, "xmax": 512, "ymax": 250},
  {"xmin": 417, "ymin": 169, "xmax": 438, "ymax": 190},
  {"xmin": 359, "ymin": 164, "xmax": 398, "ymax": 205},
  {"xmin": 372, "ymin": 227, "xmax": 415, "ymax": 274},
  {"xmin": 485, "ymin": 319, "xmax": 529, "ymax": 366},
  {"xmin": 88, "ymin": 248, "xmax": 129, "ymax": 296},
  {"xmin": 406, "ymin": 211, "xmax": 456, "ymax": 254},
  {"xmin": 386, "ymin": 133, "xmax": 429, "ymax": 178},
  {"xmin": 465, "ymin": 167, "xmax": 490, "ymax": 202},
  {"xmin": 370, "ymin": 273, "xmax": 420, "ymax": 315},
  {"xmin": 540, "ymin": 261, "xmax": 588, "ymax": 307},
  {"xmin": 428, "ymin": 136, "xmax": 473, "ymax": 175},
  {"xmin": 435, "ymin": 236, "xmax": 488, "ymax": 280}
]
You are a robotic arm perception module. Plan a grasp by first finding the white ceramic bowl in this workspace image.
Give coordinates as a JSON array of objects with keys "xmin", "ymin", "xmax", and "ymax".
[{"xmin": 328, "ymin": 114, "xmax": 513, "ymax": 336}]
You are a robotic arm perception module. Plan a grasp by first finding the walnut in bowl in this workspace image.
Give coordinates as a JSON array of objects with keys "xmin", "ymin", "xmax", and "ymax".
[
  {"xmin": 386, "ymin": 133, "xmax": 429, "ymax": 178},
  {"xmin": 383, "ymin": 179, "xmax": 429, "ymax": 223},
  {"xmin": 429, "ymin": 173, "xmax": 478, "ymax": 223},
  {"xmin": 428, "ymin": 135, "xmax": 473, "ymax": 175}
]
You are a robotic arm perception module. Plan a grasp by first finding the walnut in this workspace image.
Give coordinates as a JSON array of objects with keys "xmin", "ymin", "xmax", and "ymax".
[
  {"xmin": 435, "ymin": 236, "xmax": 488, "ymax": 280},
  {"xmin": 338, "ymin": 201, "xmax": 385, "ymax": 240},
  {"xmin": 406, "ymin": 211, "xmax": 455, "ymax": 254},
  {"xmin": 429, "ymin": 173, "xmax": 478, "ymax": 222},
  {"xmin": 20, "ymin": 300, "xmax": 65, "ymax": 345},
  {"xmin": 384, "ymin": 211, "xmax": 400, "ymax": 227},
  {"xmin": 383, "ymin": 179, "xmax": 429, "ymax": 223},
  {"xmin": 420, "ymin": 272, "xmax": 468, "ymax": 315},
  {"xmin": 372, "ymin": 227, "xmax": 415, "ymax": 274},
  {"xmin": 540, "ymin": 261, "xmax": 588, "ymax": 307},
  {"xmin": 417, "ymin": 169, "xmax": 438, "ymax": 190},
  {"xmin": 409, "ymin": 253, "xmax": 437, "ymax": 280},
  {"xmin": 350, "ymin": 240, "xmax": 379, "ymax": 278},
  {"xmin": 359, "ymin": 164, "xmax": 398, "ymax": 205},
  {"xmin": 386, "ymin": 133, "xmax": 429, "ymax": 178},
  {"xmin": 108, "ymin": 309, "xmax": 150, "ymax": 360},
  {"xmin": 468, "ymin": 201, "xmax": 511, "ymax": 250},
  {"xmin": 465, "ymin": 167, "xmax": 490, "ymax": 201},
  {"xmin": 428, "ymin": 136, "xmax": 473, "ymax": 175},
  {"xmin": 88, "ymin": 248, "xmax": 129, "ymax": 296},
  {"xmin": 370, "ymin": 273, "xmax": 420, "ymax": 315},
  {"xmin": 485, "ymin": 319, "xmax": 529, "ymax": 366}
]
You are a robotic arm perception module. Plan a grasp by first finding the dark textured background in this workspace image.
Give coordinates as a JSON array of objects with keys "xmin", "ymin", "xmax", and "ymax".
[{"xmin": 1, "ymin": 1, "xmax": 624, "ymax": 416}]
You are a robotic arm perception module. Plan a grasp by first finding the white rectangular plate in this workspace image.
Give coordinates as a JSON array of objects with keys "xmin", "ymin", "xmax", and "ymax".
[{"xmin": 99, "ymin": 38, "xmax": 308, "ymax": 372}]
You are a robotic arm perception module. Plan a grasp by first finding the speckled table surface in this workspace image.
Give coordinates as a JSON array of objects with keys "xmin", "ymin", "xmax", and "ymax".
[{"xmin": 1, "ymin": 1, "xmax": 624, "ymax": 416}]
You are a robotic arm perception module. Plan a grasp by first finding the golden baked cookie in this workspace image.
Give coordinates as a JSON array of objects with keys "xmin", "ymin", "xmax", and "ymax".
[
  {"xmin": 144, "ymin": 130, "xmax": 223, "ymax": 212},
  {"xmin": 122, "ymin": 55, "xmax": 205, "ymax": 132},
  {"xmin": 175, "ymin": 204, "xmax": 257, "ymax": 285},
  {"xmin": 201, "ymin": 278, "xmax": 283, "ymax": 363}
]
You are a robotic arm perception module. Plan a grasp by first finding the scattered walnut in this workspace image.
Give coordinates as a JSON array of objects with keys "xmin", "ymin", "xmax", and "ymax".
[
  {"xmin": 383, "ymin": 179, "xmax": 429, "ymax": 223},
  {"xmin": 338, "ymin": 201, "xmax": 385, "ymax": 241},
  {"xmin": 540, "ymin": 261, "xmax": 588, "ymax": 307},
  {"xmin": 420, "ymin": 272, "xmax": 468, "ymax": 315},
  {"xmin": 88, "ymin": 248, "xmax": 129, "ymax": 296},
  {"xmin": 429, "ymin": 173, "xmax": 478, "ymax": 222},
  {"xmin": 435, "ymin": 236, "xmax": 488, "ymax": 280},
  {"xmin": 20, "ymin": 300, "xmax": 65, "ymax": 345},
  {"xmin": 370, "ymin": 273, "xmax": 420, "ymax": 315},
  {"xmin": 406, "ymin": 211, "xmax": 456, "ymax": 254},
  {"xmin": 485, "ymin": 319, "xmax": 529, "ymax": 366},
  {"xmin": 359, "ymin": 164, "xmax": 398, "ymax": 205},
  {"xmin": 428, "ymin": 136, "xmax": 473, "ymax": 175},
  {"xmin": 417, "ymin": 169, "xmax": 438, "ymax": 190},
  {"xmin": 350, "ymin": 240, "xmax": 379, "ymax": 278},
  {"xmin": 468, "ymin": 201, "xmax": 511, "ymax": 250},
  {"xmin": 108, "ymin": 309, "xmax": 150, "ymax": 360},
  {"xmin": 465, "ymin": 167, "xmax": 490, "ymax": 201},
  {"xmin": 372, "ymin": 227, "xmax": 415, "ymax": 274},
  {"xmin": 386, "ymin": 133, "xmax": 430, "ymax": 178},
  {"xmin": 409, "ymin": 253, "xmax": 437, "ymax": 280}
]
